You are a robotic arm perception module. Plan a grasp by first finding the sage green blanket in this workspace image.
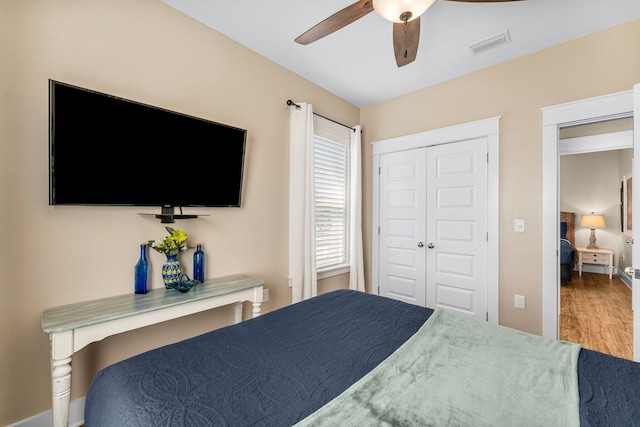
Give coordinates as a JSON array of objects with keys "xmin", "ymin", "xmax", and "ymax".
[{"xmin": 296, "ymin": 308, "xmax": 580, "ymax": 427}]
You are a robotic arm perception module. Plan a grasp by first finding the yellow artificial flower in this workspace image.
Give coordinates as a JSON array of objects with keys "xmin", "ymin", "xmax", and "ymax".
[{"xmin": 147, "ymin": 227, "xmax": 188, "ymax": 255}]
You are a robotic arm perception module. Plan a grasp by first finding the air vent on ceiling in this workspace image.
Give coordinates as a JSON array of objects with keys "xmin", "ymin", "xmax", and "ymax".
[{"xmin": 469, "ymin": 30, "xmax": 511, "ymax": 55}]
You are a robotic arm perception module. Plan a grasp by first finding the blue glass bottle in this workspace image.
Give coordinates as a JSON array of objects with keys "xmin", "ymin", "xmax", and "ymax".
[
  {"xmin": 134, "ymin": 244, "xmax": 149, "ymax": 294},
  {"xmin": 193, "ymin": 244, "xmax": 205, "ymax": 283}
]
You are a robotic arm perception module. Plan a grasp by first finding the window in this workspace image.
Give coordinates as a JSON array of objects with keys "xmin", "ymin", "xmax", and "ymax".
[{"xmin": 313, "ymin": 116, "xmax": 351, "ymax": 276}]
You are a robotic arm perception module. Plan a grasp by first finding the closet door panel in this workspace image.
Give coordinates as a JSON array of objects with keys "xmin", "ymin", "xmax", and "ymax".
[
  {"xmin": 426, "ymin": 139, "xmax": 488, "ymax": 320},
  {"xmin": 378, "ymin": 148, "xmax": 427, "ymax": 306}
]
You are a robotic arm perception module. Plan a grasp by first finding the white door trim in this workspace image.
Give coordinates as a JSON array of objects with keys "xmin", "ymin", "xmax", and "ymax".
[
  {"xmin": 541, "ymin": 90, "xmax": 634, "ymax": 340},
  {"xmin": 633, "ymin": 83, "xmax": 640, "ymax": 361},
  {"xmin": 372, "ymin": 117, "xmax": 500, "ymax": 324}
]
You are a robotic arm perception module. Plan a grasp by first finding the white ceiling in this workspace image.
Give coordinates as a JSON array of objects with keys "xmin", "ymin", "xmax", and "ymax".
[{"xmin": 161, "ymin": 0, "xmax": 640, "ymax": 107}]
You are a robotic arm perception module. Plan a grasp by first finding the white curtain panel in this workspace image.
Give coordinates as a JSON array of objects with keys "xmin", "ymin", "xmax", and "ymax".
[
  {"xmin": 289, "ymin": 103, "xmax": 318, "ymax": 303},
  {"xmin": 350, "ymin": 125, "xmax": 365, "ymax": 292}
]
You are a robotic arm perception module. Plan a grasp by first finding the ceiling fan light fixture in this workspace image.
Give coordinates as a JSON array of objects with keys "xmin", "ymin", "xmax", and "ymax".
[{"xmin": 373, "ymin": 0, "xmax": 436, "ymax": 23}]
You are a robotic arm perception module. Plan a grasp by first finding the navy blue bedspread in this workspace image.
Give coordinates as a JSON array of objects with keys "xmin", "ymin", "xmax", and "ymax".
[{"xmin": 85, "ymin": 290, "xmax": 640, "ymax": 426}]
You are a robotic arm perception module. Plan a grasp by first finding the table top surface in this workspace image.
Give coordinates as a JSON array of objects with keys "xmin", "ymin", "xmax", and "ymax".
[
  {"xmin": 576, "ymin": 247, "xmax": 614, "ymax": 254},
  {"xmin": 42, "ymin": 274, "xmax": 264, "ymax": 333}
]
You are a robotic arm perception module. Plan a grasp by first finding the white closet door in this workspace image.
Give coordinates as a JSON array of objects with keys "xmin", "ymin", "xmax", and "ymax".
[
  {"xmin": 426, "ymin": 138, "xmax": 488, "ymax": 320},
  {"xmin": 378, "ymin": 148, "xmax": 427, "ymax": 306}
]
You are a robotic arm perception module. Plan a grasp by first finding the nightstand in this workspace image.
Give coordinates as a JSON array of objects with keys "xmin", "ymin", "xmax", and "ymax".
[{"xmin": 576, "ymin": 247, "xmax": 614, "ymax": 279}]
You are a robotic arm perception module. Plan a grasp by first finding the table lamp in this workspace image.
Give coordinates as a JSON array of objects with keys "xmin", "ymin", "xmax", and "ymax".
[{"xmin": 580, "ymin": 213, "xmax": 606, "ymax": 249}]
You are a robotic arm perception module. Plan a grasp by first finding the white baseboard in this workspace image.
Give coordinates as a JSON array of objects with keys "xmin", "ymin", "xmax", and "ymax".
[
  {"xmin": 619, "ymin": 271, "xmax": 633, "ymax": 289},
  {"xmin": 7, "ymin": 398, "xmax": 84, "ymax": 427}
]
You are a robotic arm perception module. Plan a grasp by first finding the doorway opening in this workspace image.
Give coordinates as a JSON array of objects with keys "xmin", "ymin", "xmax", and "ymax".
[{"xmin": 558, "ymin": 121, "xmax": 633, "ymax": 358}]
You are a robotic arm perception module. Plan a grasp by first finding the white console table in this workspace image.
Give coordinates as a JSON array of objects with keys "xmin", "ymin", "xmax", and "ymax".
[{"xmin": 41, "ymin": 274, "xmax": 264, "ymax": 427}]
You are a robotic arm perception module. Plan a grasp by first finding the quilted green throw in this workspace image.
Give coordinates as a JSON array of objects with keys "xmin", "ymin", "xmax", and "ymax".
[{"xmin": 296, "ymin": 308, "xmax": 581, "ymax": 427}]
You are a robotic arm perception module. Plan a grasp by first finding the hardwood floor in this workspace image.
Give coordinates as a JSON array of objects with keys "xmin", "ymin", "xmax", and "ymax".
[{"xmin": 560, "ymin": 272, "xmax": 633, "ymax": 360}]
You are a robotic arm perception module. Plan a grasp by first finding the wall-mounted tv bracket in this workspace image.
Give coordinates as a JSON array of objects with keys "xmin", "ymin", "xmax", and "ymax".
[{"xmin": 138, "ymin": 205, "xmax": 208, "ymax": 223}]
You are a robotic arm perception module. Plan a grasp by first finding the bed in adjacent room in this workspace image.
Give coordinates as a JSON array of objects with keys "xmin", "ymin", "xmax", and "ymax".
[{"xmin": 84, "ymin": 289, "xmax": 640, "ymax": 426}]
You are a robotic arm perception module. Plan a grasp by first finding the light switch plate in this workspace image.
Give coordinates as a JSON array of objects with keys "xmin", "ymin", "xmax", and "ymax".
[{"xmin": 514, "ymin": 219, "xmax": 525, "ymax": 232}]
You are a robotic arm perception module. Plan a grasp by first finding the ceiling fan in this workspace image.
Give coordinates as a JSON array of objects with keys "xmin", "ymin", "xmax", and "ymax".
[{"xmin": 295, "ymin": 0, "xmax": 522, "ymax": 67}]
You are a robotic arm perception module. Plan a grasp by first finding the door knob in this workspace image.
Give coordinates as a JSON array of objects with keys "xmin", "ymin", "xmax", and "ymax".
[
  {"xmin": 427, "ymin": 243, "xmax": 435, "ymax": 249},
  {"xmin": 417, "ymin": 242, "xmax": 424, "ymax": 248}
]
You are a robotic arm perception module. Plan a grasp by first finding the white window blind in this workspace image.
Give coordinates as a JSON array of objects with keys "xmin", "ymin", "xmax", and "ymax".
[{"xmin": 313, "ymin": 116, "xmax": 351, "ymax": 272}]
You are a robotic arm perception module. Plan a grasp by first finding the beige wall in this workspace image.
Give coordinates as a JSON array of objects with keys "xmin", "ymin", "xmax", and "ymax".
[
  {"xmin": 0, "ymin": 1, "xmax": 358, "ymax": 424},
  {"xmin": 361, "ymin": 19, "xmax": 640, "ymax": 336}
]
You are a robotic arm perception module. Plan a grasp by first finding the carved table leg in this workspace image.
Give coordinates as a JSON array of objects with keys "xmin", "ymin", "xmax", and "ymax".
[
  {"xmin": 252, "ymin": 301, "xmax": 262, "ymax": 318},
  {"xmin": 51, "ymin": 356, "xmax": 72, "ymax": 427}
]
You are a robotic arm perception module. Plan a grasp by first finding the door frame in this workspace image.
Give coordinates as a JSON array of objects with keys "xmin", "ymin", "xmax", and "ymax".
[
  {"xmin": 541, "ymin": 90, "xmax": 635, "ymax": 349},
  {"xmin": 372, "ymin": 117, "xmax": 500, "ymax": 323}
]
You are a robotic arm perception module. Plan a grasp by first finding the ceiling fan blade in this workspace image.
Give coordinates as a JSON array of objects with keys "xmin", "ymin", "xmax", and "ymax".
[
  {"xmin": 295, "ymin": 0, "xmax": 374, "ymax": 45},
  {"xmin": 393, "ymin": 17, "xmax": 420, "ymax": 67}
]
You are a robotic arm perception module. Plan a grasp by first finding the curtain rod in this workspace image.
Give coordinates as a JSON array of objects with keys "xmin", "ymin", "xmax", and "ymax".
[{"xmin": 286, "ymin": 100, "xmax": 356, "ymax": 133}]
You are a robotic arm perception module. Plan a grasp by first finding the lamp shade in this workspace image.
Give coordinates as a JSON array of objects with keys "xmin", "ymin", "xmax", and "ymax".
[
  {"xmin": 580, "ymin": 214, "xmax": 606, "ymax": 229},
  {"xmin": 373, "ymin": 0, "xmax": 436, "ymax": 23}
]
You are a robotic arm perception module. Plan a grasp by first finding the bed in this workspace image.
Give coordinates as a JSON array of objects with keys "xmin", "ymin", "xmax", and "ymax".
[{"xmin": 85, "ymin": 289, "xmax": 640, "ymax": 426}]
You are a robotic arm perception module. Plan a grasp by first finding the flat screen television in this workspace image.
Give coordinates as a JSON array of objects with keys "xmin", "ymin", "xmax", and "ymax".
[{"xmin": 49, "ymin": 80, "xmax": 247, "ymax": 211}]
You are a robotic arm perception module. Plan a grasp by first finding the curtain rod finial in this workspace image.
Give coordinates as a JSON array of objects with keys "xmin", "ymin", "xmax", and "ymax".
[{"xmin": 286, "ymin": 99, "xmax": 301, "ymax": 110}]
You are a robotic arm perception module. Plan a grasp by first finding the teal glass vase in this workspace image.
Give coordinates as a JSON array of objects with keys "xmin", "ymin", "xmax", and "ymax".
[{"xmin": 161, "ymin": 253, "xmax": 182, "ymax": 289}]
